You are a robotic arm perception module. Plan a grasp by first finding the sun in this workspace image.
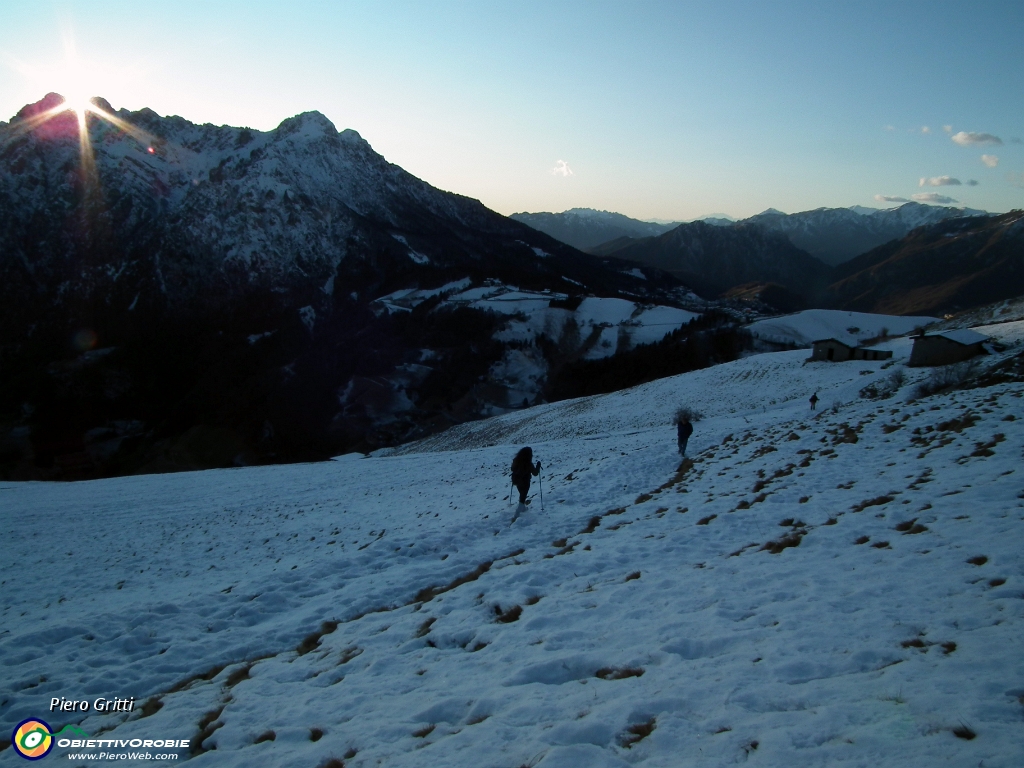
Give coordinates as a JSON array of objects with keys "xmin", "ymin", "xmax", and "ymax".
[{"xmin": 8, "ymin": 25, "xmax": 153, "ymax": 150}]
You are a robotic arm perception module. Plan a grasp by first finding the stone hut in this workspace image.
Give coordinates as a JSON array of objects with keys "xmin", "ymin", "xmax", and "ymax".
[
  {"xmin": 908, "ymin": 329, "xmax": 989, "ymax": 367},
  {"xmin": 810, "ymin": 338, "xmax": 893, "ymax": 362}
]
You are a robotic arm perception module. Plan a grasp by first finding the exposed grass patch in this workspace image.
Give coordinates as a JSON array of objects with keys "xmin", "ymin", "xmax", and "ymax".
[
  {"xmin": 625, "ymin": 571, "xmax": 641, "ymax": 581},
  {"xmin": 415, "ymin": 617, "xmax": 436, "ymax": 638},
  {"xmin": 169, "ymin": 664, "xmax": 227, "ymax": 694},
  {"xmin": 635, "ymin": 492, "xmax": 654, "ymax": 504},
  {"xmin": 413, "ymin": 560, "xmax": 493, "ymax": 603},
  {"xmin": 310, "ymin": 728, "xmax": 324, "ymax": 742},
  {"xmin": 941, "ymin": 642, "xmax": 957, "ymax": 655},
  {"xmin": 580, "ymin": 516, "xmax": 602, "ymax": 534},
  {"xmin": 852, "ymin": 495, "xmax": 895, "ymax": 512},
  {"xmin": 225, "ymin": 664, "xmax": 253, "ymax": 689},
  {"xmin": 596, "ymin": 666, "xmax": 645, "ymax": 680},
  {"xmin": 871, "ymin": 541, "xmax": 891, "ymax": 549},
  {"xmin": 761, "ymin": 532, "xmax": 803, "ymax": 554},
  {"xmin": 412, "ymin": 724, "xmax": 435, "ymax": 738},
  {"xmin": 967, "ymin": 555, "xmax": 988, "ymax": 566},
  {"xmin": 337, "ymin": 646, "xmax": 362, "ymax": 665},
  {"xmin": 254, "ymin": 730, "xmax": 275, "ymax": 744},
  {"xmin": 696, "ymin": 514, "xmax": 717, "ymax": 525},
  {"xmin": 952, "ymin": 724, "xmax": 976, "ymax": 740},
  {"xmin": 297, "ymin": 621, "xmax": 338, "ymax": 656},
  {"xmin": 936, "ymin": 412, "xmax": 978, "ymax": 432},
  {"xmin": 467, "ymin": 714, "xmax": 490, "ymax": 725},
  {"xmin": 191, "ymin": 706, "xmax": 226, "ymax": 756},
  {"xmin": 139, "ymin": 698, "xmax": 163, "ymax": 718},
  {"xmin": 989, "ymin": 578, "xmax": 1006, "ymax": 587},
  {"xmin": 854, "ymin": 536, "xmax": 870, "ymax": 545},
  {"xmin": 619, "ymin": 717, "xmax": 657, "ymax": 748},
  {"xmin": 494, "ymin": 605, "xmax": 523, "ymax": 623}
]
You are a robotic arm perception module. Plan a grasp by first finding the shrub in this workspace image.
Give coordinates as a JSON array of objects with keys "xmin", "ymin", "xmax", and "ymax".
[{"xmin": 912, "ymin": 360, "xmax": 981, "ymax": 400}]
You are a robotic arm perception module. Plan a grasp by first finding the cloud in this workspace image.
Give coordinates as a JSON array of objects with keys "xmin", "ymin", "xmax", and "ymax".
[
  {"xmin": 943, "ymin": 125, "xmax": 953, "ymax": 133},
  {"xmin": 912, "ymin": 193, "xmax": 958, "ymax": 204},
  {"xmin": 981, "ymin": 154, "xmax": 999, "ymax": 168},
  {"xmin": 874, "ymin": 195, "xmax": 910, "ymax": 203},
  {"xmin": 966, "ymin": 180, "xmax": 979, "ymax": 186},
  {"xmin": 921, "ymin": 126, "xmax": 931, "ymax": 134},
  {"xmin": 951, "ymin": 131, "xmax": 1003, "ymax": 146},
  {"xmin": 551, "ymin": 160, "xmax": 574, "ymax": 177},
  {"xmin": 919, "ymin": 176, "xmax": 961, "ymax": 187}
]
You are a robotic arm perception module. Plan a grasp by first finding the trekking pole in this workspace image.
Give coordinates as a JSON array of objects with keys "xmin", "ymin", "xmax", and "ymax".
[
  {"xmin": 509, "ymin": 478, "xmax": 514, "ymax": 506},
  {"xmin": 539, "ymin": 472, "xmax": 544, "ymax": 512}
]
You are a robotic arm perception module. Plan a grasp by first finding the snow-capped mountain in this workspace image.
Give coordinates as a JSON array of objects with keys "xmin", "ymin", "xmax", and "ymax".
[
  {"xmin": 743, "ymin": 202, "xmax": 989, "ymax": 266},
  {"xmin": 509, "ymin": 208, "xmax": 681, "ymax": 251},
  {"xmin": 0, "ymin": 94, "xmax": 692, "ymax": 478}
]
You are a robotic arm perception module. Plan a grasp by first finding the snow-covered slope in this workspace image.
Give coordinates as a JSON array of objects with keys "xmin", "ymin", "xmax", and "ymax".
[
  {"xmin": 747, "ymin": 309, "xmax": 939, "ymax": 347},
  {"xmin": 2, "ymin": 325, "xmax": 1023, "ymax": 767}
]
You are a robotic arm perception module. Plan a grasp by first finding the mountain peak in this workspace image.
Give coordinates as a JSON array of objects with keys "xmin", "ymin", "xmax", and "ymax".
[
  {"xmin": 276, "ymin": 110, "xmax": 339, "ymax": 138},
  {"xmin": 14, "ymin": 92, "xmax": 67, "ymax": 122}
]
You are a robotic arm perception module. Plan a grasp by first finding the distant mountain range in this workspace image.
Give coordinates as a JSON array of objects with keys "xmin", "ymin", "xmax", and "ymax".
[
  {"xmin": 590, "ymin": 221, "xmax": 833, "ymax": 302},
  {"xmin": 508, "ymin": 209, "xmax": 682, "ymax": 251},
  {"xmin": 517, "ymin": 203, "xmax": 988, "ymax": 266},
  {"xmin": 743, "ymin": 203, "xmax": 988, "ymax": 266},
  {"xmin": 584, "ymin": 211, "xmax": 1023, "ymax": 316},
  {"xmin": 824, "ymin": 210, "xmax": 1024, "ymax": 316}
]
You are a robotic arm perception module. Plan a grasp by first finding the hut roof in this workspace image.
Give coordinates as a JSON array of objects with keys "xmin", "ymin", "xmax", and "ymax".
[{"xmin": 925, "ymin": 329, "xmax": 990, "ymax": 346}]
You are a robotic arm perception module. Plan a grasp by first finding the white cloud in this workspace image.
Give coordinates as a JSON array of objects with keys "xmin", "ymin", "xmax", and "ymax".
[
  {"xmin": 918, "ymin": 176, "xmax": 961, "ymax": 187},
  {"xmin": 921, "ymin": 126, "xmax": 931, "ymax": 134},
  {"xmin": 981, "ymin": 154, "xmax": 999, "ymax": 168},
  {"xmin": 966, "ymin": 180, "xmax": 979, "ymax": 186},
  {"xmin": 884, "ymin": 125, "xmax": 895, "ymax": 132},
  {"xmin": 551, "ymin": 160, "xmax": 574, "ymax": 177},
  {"xmin": 874, "ymin": 195, "xmax": 910, "ymax": 203},
  {"xmin": 912, "ymin": 193, "xmax": 958, "ymax": 204},
  {"xmin": 951, "ymin": 131, "xmax": 1003, "ymax": 146},
  {"xmin": 943, "ymin": 125, "xmax": 953, "ymax": 133}
]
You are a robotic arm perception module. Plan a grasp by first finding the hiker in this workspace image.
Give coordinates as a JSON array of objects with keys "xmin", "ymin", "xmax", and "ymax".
[
  {"xmin": 810, "ymin": 392, "xmax": 819, "ymax": 410},
  {"xmin": 511, "ymin": 447, "xmax": 541, "ymax": 505},
  {"xmin": 676, "ymin": 415, "xmax": 693, "ymax": 456}
]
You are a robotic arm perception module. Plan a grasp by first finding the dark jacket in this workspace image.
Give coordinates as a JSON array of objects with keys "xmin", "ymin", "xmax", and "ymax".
[
  {"xmin": 677, "ymin": 421, "xmax": 693, "ymax": 441},
  {"xmin": 511, "ymin": 452, "xmax": 540, "ymax": 484}
]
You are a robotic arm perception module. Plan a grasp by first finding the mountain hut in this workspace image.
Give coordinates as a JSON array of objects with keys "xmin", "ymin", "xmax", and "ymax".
[
  {"xmin": 908, "ymin": 329, "xmax": 990, "ymax": 367},
  {"xmin": 810, "ymin": 338, "xmax": 893, "ymax": 362}
]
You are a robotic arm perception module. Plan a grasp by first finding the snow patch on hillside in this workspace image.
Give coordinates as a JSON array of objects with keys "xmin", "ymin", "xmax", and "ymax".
[{"xmin": 747, "ymin": 309, "xmax": 939, "ymax": 347}]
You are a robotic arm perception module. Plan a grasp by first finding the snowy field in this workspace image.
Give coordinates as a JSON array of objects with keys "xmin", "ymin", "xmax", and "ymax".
[
  {"xmin": 747, "ymin": 310, "xmax": 939, "ymax": 348},
  {"xmin": 2, "ymin": 323, "xmax": 1023, "ymax": 767}
]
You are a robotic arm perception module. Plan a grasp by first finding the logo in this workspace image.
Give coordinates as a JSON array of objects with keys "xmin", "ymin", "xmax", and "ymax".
[{"xmin": 11, "ymin": 718, "xmax": 54, "ymax": 760}]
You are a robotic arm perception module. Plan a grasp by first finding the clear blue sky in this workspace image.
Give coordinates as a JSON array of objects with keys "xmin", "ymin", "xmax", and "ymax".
[{"xmin": 2, "ymin": 1, "xmax": 1022, "ymax": 220}]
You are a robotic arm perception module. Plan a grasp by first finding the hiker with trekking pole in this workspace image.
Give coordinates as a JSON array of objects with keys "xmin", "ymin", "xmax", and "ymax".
[{"xmin": 510, "ymin": 446, "xmax": 542, "ymax": 523}]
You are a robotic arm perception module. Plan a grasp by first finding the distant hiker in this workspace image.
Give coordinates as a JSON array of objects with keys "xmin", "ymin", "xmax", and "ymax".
[
  {"xmin": 810, "ymin": 392, "xmax": 819, "ymax": 411},
  {"xmin": 511, "ymin": 447, "xmax": 541, "ymax": 505},
  {"xmin": 676, "ymin": 416, "xmax": 693, "ymax": 456}
]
